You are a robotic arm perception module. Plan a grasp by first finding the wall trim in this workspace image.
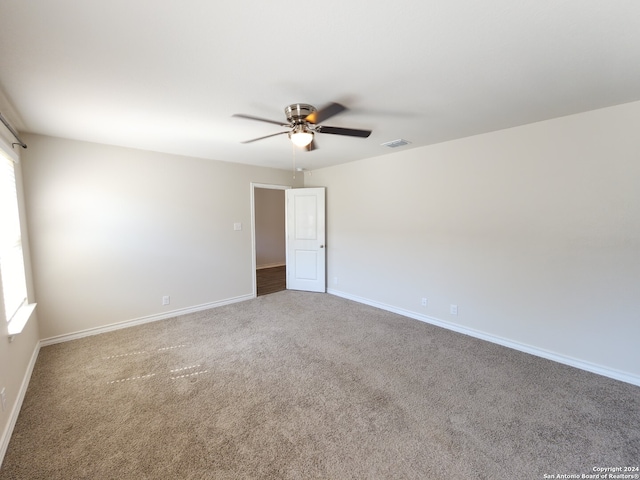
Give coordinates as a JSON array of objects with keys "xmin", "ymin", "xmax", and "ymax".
[
  {"xmin": 327, "ymin": 288, "xmax": 640, "ymax": 387},
  {"xmin": 256, "ymin": 262, "xmax": 286, "ymax": 270},
  {"xmin": 0, "ymin": 342, "xmax": 40, "ymax": 469},
  {"xmin": 40, "ymin": 294, "xmax": 254, "ymax": 347}
]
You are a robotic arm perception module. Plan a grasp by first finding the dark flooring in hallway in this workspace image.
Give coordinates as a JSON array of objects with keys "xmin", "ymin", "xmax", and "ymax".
[{"xmin": 256, "ymin": 265, "xmax": 286, "ymax": 296}]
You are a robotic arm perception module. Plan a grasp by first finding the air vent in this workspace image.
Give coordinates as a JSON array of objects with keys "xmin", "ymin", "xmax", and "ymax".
[{"xmin": 381, "ymin": 139, "xmax": 411, "ymax": 148}]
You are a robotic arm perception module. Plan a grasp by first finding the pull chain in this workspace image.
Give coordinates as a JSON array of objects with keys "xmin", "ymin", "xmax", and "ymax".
[{"xmin": 292, "ymin": 141, "xmax": 296, "ymax": 179}]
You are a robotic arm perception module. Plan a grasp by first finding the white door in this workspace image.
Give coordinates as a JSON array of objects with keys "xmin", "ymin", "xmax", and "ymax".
[{"xmin": 286, "ymin": 187, "xmax": 326, "ymax": 292}]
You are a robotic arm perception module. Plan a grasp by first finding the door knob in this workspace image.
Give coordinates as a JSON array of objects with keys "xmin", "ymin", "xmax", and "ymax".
[{"xmin": 320, "ymin": 245, "xmax": 324, "ymax": 248}]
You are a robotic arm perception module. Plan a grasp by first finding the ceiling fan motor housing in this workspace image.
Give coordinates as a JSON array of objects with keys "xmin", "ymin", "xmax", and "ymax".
[{"xmin": 285, "ymin": 104, "xmax": 316, "ymax": 124}]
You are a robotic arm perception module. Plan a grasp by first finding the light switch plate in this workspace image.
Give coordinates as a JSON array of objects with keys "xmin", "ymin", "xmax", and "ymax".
[{"xmin": 233, "ymin": 223, "xmax": 242, "ymax": 231}]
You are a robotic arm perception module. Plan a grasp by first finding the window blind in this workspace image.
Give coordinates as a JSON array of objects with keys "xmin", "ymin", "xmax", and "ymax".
[{"xmin": 0, "ymin": 149, "xmax": 28, "ymax": 323}]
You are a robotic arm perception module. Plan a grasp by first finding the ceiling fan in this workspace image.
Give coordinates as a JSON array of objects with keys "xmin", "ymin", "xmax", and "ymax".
[{"xmin": 233, "ymin": 102, "xmax": 372, "ymax": 150}]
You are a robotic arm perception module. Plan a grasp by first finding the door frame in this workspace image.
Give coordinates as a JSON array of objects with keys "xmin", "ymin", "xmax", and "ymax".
[{"xmin": 250, "ymin": 183, "xmax": 291, "ymax": 297}]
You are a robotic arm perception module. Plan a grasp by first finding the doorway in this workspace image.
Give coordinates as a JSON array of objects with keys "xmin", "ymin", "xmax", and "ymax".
[{"xmin": 251, "ymin": 183, "xmax": 290, "ymax": 296}]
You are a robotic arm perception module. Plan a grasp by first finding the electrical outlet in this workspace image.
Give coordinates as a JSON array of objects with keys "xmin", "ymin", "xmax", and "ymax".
[
  {"xmin": 334, "ymin": 277, "xmax": 339, "ymax": 285},
  {"xmin": 1, "ymin": 387, "xmax": 6, "ymax": 412},
  {"xmin": 162, "ymin": 296, "xmax": 170, "ymax": 306},
  {"xmin": 421, "ymin": 297, "xmax": 428, "ymax": 307},
  {"xmin": 450, "ymin": 304, "xmax": 458, "ymax": 315}
]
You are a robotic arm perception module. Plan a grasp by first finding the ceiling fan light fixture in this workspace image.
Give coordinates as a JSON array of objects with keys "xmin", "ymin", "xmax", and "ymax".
[{"xmin": 289, "ymin": 124, "xmax": 314, "ymax": 147}]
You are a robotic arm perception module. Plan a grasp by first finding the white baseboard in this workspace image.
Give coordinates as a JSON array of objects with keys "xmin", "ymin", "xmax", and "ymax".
[
  {"xmin": 40, "ymin": 294, "xmax": 254, "ymax": 346},
  {"xmin": 328, "ymin": 288, "xmax": 640, "ymax": 387},
  {"xmin": 0, "ymin": 341, "xmax": 41, "ymax": 469},
  {"xmin": 256, "ymin": 262, "xmax": 285, "ymax": 270}
]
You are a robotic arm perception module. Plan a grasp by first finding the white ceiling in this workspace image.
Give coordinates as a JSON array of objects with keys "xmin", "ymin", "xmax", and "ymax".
[{"xmin": 1, "ymin": 1, "xmax": 640, "ymax": 171}]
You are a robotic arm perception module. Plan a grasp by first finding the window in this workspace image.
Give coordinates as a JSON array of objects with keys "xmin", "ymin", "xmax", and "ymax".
[{"xmin": 0, "ymin": 143, "xmax": 35, "ymax": 335}]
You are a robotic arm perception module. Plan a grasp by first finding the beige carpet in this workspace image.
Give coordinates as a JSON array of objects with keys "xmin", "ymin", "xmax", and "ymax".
[{"xmin": 1, "ymin": 291, "xmax": 639, "ymax": 479}]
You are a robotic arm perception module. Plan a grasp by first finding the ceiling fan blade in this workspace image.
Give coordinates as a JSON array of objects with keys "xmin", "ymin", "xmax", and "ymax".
[
  {"xmin": 233, "ymin": 113, "xmax": 289, "ymax": 127},
  {"xmin": 316, "ymin": 125, "xmax": 372, "ymax": 138},
  {"xmin": 305, "ymin": 102, "xmax": 346, "ymax": 124},
  {"xmin": 241, "ymin": 131, "xmax": 290, "ymax": 144}
]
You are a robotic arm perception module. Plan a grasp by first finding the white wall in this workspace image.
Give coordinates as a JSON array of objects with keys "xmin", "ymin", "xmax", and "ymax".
[
  {"xmin": 20, "ymin": 134, "xmax": 302, "ymax": 340},
  {"xmin": 306, "ymin": 101, "xmax": 640, "ymax": 382},
  {"xmin": 254, "ymin": 188, "xmax": 286, "ymax": 268}
]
